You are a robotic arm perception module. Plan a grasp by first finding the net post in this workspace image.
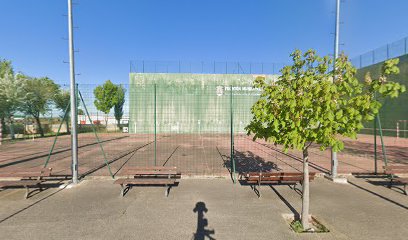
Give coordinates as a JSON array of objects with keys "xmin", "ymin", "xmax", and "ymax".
[
  {"xmin": 374, "ymin": 115, "xmax": 377, "ymax": 174},
  {"xmin": 377, "ymin": 114, "xmax": 388, "ymax": 167},
  {"xmin": 230, "ymin": 85, "xmax": 236, "ymax": 183},
  {"xmin": 154, "ymin": 84, "xmax": 157, "ymax": 166}
]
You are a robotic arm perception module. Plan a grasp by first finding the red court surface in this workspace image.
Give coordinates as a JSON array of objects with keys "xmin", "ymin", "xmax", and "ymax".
[{"xmin": 0, "ymin": 133, "xmax": 407, "ymax": 178}]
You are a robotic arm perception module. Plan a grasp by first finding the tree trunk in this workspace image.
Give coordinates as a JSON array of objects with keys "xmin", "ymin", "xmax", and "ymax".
[
  {"xmin": 301, "ymin": 147, "xmax": 310, "ymax": 230},
  {"xmin": 9, "ymin": 121, "xmax": 15, "ymax": 140},
  {"xmin": 105, "ymin": 114, "xmax": 108, "ymax": 128},
  {"xmin": 116, "ymin": 119, "xmax": 121, "ymax": 131},
  {"xmin": 34, "ymin": 116, "xmax": 44, "ymax": 137},
  {"xmin": 65, "ymin": 117, "xmax": 70, "ymax": 134}
]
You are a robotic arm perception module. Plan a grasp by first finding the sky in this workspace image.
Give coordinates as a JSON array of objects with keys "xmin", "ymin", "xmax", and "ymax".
[{"xmin": 1, "ymin": 0, "xmax": 408, "ymax": 85}]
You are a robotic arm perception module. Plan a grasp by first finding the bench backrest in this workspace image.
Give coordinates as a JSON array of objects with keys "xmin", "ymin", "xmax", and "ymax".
[
  {"xmin": 121, "ymin": 166, "xmax": 179, "ymax": 176},
  {"xmin": 383, "ymin": 165, "xmax": 408, "ymax": 174},
  {"xmin": 247, "ymin": 172, "xmax": 316, "ymax": 182},
  {"xmin": 0, "ymin": 167, "xmax": 52, "ymax": 178}
]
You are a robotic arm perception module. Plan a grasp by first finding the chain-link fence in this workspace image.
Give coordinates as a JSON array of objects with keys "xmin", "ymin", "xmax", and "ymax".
[
  {"xmin": 351, "ymin": 37, "xmax": 408, "ymax": 69},
  {"xmin": 0, "ymin": 68, "xmax": 406, "ymax": 179},
  {"xmin": 130, "ymin": 60, "xmax": 286, "ymax": 75}
]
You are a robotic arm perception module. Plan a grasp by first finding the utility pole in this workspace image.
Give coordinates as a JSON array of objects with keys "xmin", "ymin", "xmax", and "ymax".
[
  {"xmin": 331, "ymin": 0, "xmax": 340, "ymax": 180},
  {"xmin": 68, "ymin": 0, "xmax": 78, "ymax": 184}
]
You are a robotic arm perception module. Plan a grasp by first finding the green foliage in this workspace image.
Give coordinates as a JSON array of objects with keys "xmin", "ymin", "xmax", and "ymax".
[
  {"xmin": 21, "ymin": 77, "xmax": 59, "ymax": 118},
  {"xmin": 20, "ymin": 76, "xmax": 59, "ymax": 136},
  {"xmin": 290, "ymin": 219, "xmax": 329, "ymax": 233},
  {"xmin": 246, "ymin": 49, "xmax": 405, "ymax": 152},
  {"xmin": 53, "ymin": 89, "xmax": 71, "ymax": 113},
  {"xmin": 0, "ymin": 59, "xmax": 14, "ymax": 78},
  {"xmin": 113, "ymin": 85, "xmax": 126, "ymax": 127},
  {"xmin": 93, "ymin": 80, "xmax": 118, "ymax": 115},
  {"xmin": 0, "ymin": 66, "xmax": 26, "ymax": 119}
]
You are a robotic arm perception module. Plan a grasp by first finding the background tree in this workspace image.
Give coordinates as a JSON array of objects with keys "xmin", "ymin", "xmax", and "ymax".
[
  {"xmin": 246, "ymin": 49, "xmax": 405, "ymax": 230},
  {"xmin": 93, "ymin": 80, "xmax": 118, "ymax": 126},
  {"xmin": 21, "ymin": 77, "xmax": 59, "ymax": 137},
  {"xmin": 113, "ymin": 85, "xmax": 126, "ymax": 130},
  {"xmin": 53, "ymin": 89, "xmax": 71, "ymax": 133},
  {"xmin": 0, "ymin": 60, "xmax": 26, "ymax": 139}
]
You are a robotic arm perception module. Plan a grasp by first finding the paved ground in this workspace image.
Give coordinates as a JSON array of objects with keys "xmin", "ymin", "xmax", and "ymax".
[{"xmin": 0, "ymin": 177, "xmax": 407, "ymax": 240}]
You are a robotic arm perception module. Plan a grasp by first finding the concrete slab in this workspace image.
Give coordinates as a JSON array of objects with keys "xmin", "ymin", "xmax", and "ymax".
[{"xmin": 0, "ymin": 177, "xmax": 407, "ymax": 240}]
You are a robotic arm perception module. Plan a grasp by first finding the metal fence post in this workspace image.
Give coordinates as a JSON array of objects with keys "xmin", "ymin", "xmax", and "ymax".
[
  {"xmin": 377, "ymin": 115, "xmax": 388, "ymax": 167},
  {"xmin": 230, "ymin": 85, "xmax": 236, "ymax": 183},
  {"xmin": 374, "ymin": 115, "xmax": 377, "ymax": 174},
  {"xmin": 154, "ymin": 84, "xmax": 157, "ymax": 166}
]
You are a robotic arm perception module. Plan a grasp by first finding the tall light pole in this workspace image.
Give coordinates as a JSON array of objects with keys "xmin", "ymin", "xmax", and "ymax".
[
  {"xmin": 68, "ymin": 0, "xmax": 78, "ymax": 184},
  {"xmin": 331, "ymin": 0, "xmax": 340, "ymax": 179}
]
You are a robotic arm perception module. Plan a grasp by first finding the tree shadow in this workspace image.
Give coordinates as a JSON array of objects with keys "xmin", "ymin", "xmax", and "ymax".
[
  {"xmin": 223, "ymin": 150, "xmax": 279, "ymax": 176},
  {"xmin": 270, "ymin": 186, "xmax": 300, "ymax": 221},
  {"xmin": 342, "ymin": 139, "xmax": 408, "ymax": 165},
  {"xmin": 193, "ymin": 202, "xmax": 215, "ymax": 240}
]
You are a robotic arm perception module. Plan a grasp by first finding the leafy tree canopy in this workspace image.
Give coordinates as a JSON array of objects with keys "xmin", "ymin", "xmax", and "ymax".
[
  {"xmin": 93, "ymin": 80, "xmax": 118, "ymax": 114},
  {"xmin": 246, "ymin": 49, "xmax": 405, "ymax": 152},
  {"xmin": 113, "ymin": 84, "xmax": 126, "ymax": 125}
]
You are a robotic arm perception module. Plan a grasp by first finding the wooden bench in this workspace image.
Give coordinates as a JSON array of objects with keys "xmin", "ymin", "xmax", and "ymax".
[
  {"xmin": 114, "ymin": 166, "xmax": 180, "ymax": 197},
  {"xmin": 0, "ymin": 167, "xmax": 52, "ymax": 199},
  {"xmin": 383, "ymin": 165, "xmax": 408, "ymax": 195},
  {"xmin": 244, "ymin": 171, "xmax": 316, "ymax": 197}
]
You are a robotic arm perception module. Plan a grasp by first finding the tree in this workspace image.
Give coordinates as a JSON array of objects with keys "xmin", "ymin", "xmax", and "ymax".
[
  {"xmin": 0, "ymin": 60, "xmax": 26, "ymax": 140},
  {"xmin": 246, "ymin": 49, "xmax": 405, "ymax": 230},
  {"xmin": 113, "ymin": 85, "xmax": 126, "ymax": 129},
  {"xmin": 93, "ymin": 80, "xmax": 118, "ymax": 126},
  {"xmin": 53, "ymin": 89, "xmax": 71, "ymax": 133},
  {"xmin": 21, "ymin": 77, "xmax": 59, "ymax": 137}
]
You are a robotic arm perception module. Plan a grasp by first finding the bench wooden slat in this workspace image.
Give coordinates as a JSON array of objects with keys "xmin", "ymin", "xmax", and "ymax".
[
  {"xmin": 122, "ymin": 170, "xmax": 178, "ymax": 176},
  {"xmin": 0, "ymin": 180, "xmax": 42, "ymax": 188},
  {"xmin": 124, "ymin": 166, "xmax": 177, "ymax": 171},
  {"xmin": 247, "ymin": 180, "xmax": 298, "ymax": 184},
  {"xmin": 248, "ymin": 177, "xmax": 309, "ymax": 182},
  {"xmin": 245, "ymin": 172, "xmax": 316, "ymax": 185},
  {"xmin": 393, "ymin": 178, "xmax": 408, "ymax": 184},
  {"xmin": 0, "ymin": 168, "xmax": 52, "ymax": 178},
  {"xmin": 114, "ymin": 178, "xmax": 176, "ymax": 185}
]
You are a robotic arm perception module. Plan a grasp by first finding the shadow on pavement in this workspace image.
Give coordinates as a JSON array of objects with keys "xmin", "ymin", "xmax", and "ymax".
[
  {"xmin": 0, "ymin": 182, "xmax": 68, "ymax": 224},
  {"xmin": 193, "ymin": 201, "xmax": 215, "ymax": 240},
  {"xmin": 348, "ymin": 180, "xmax": 408, "ymax": 211}
]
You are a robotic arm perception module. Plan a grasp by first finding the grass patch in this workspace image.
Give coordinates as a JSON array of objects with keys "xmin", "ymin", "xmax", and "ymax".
[{"xmin": 290, "ymin": 218, "xmax": 330, "ymax": 233}]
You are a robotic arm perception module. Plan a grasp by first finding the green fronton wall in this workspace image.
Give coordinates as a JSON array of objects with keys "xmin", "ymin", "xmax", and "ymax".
[
  {"xmin": 129, "ymin": 73, "xmax": 277, "ymax": 134},
  {"xmin": 355, "ymin": 54, "xmax": 408, "ymax": 132}
]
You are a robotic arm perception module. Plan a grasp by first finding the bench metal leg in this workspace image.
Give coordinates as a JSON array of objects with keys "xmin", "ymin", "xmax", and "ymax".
[
  {"xmin": 404, "ymin": 184, "xmax": 407, "ymax": 195},
  {"xmin": 24, "ymin": 186, "xmax": 30, "ymax": 199},
  {"xmin": 165, "ymin": 185, "xmax": 171, "ymax": 197},
  {"xmin": 253, "ymin": 185, "xmax": 261, "ymax": 198},
  {"xmin": 120, "ymin": 184, "xmax": 125, "ymax": 197},
  {"xmin": 388, "ymin": 178, "xmax": 393, "ymax": 188}
]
